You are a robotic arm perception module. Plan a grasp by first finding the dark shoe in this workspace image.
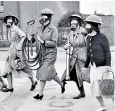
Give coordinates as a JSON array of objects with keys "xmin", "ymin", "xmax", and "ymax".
[
  {"xmin": 2, "ymin": 88, "xmax": 14, "ymax": 92},
  {"xmin": 61, "ymin": 81, "xmax": 66, "ymax": 94},
  {"xmin": 61, "ymin": 86, "xmax": 65, "ymax": 94},
  {"xmin": 30, "ymin": 81, "xmax": 37, "ymax": 91},
  {"xmin": 73, "ymin": 93, "xmax": 85, "ymax": 99},
  {"xmin": 33, "ymin": 94, "xmax": 43, "ymax": 100}
]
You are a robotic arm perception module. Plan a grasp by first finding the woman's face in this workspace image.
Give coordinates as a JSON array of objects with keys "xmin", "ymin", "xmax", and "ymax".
[
  {"xmin": 70, "ymin": 19, "xmax": 79, "ymax": 31},
  {"xmin": 6, "ymin": 18, "xmax": 14, "ymax": 28},
  {"xmin": 85, "ymin": 23, "xmax": 93, "ymax": 34},
  {"xmin": 39, "ymin": 15, "xmax": 50, "ymax": 26}
]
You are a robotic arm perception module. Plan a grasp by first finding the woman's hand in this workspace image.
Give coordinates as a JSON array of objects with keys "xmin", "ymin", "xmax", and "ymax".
[
  {"xmin": 63, "ymin": 42, "xmax": 71, "ymax": 50},
  {"xmin": 16, "ymin": 44, "xmax": 22, "ymax": 51},
  {"xmin": 62, "ymin": 34, "xmax": 68, "ymax": 40},
  {"xmin": 36, "ymin": 35, "xmax": 44, "ymax": 44}
]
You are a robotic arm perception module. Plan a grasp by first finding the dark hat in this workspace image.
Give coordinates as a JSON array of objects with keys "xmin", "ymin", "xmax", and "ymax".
[
  {"xmin": 68, "ymin": 14, "xmax": 83, "ymax": 23},
  {"xmin": 4, "ymin": 15, "xmax": 19, "ymax": 25},
  {"xmin": 67, "ymin": 14, "xmax": 84, "ymax": 26}
]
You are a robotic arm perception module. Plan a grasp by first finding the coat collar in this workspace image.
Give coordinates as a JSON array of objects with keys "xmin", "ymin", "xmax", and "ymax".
[
  {"xmin": 37, "ymin": 23, "xmax": 53, "ymax": 34},
  {"xmin": 72, "ymin": 27, "xmax": 81, "ymax": 35},
  {"xmin": 88, "ymin": 30, "xmax": 97, "ymax": 36}
]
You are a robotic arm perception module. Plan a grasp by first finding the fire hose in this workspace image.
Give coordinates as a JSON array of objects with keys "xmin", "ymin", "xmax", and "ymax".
[
  {"xmin": 22, "ymin": 36, "xmax": 42, "ymax": 70},
  {"xmin": 22, "ymin": 20, "xmax": 42, "ymax": 70}
]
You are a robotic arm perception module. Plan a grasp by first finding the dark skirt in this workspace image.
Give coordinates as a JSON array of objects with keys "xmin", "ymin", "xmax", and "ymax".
[
  {"xmin": 61, "ymin": 65, "xmax": 81, "ymax": 88},
  {"xmin": 70, "ymin": 65, "xmax": 77, "ymax": 81}
]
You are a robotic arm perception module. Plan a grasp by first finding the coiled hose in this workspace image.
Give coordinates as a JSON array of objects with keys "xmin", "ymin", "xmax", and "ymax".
[{"xmin": 22, "ymin": 37, "xmax": 42, "ymax": 70}]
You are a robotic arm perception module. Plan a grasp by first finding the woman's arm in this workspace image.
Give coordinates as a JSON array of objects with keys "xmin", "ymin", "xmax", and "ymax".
[
  {"xmin": 16, "ymin": 27, "xmax": 26, "ymax": 50},
  {"xmin": 84, "ymin": 37, "xmax": 90, "ymax": 68},
  {"xmin": 100, "ymin": 35, "xmax": 111, "ymax": 66},
  {"xmin": 84, "ymin": 54, "xmax": 90, "ymax": 68},
  {"xmin": 44, "ymin": 28, "xmax": 58, "ymax": 48}
]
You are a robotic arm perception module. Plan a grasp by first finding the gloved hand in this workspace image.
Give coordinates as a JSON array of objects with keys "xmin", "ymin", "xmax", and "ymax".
[
  {"xmin": 27, "ymin": 34, "xmax": 35, "ymax": 41},
  {"xmin": 16, "ymin": 44, "xmax": 22, "ymax": 51},
  {"xmin": 36, "ymin": 35, "xmax": 44, "ymax": 44},
  {"xmin": 63, "ymin": 42, "xmax": 71, "ymax": 50},
  {"xmin": 31, "ymin": 34, "xmax": 36, "ymax": 37},
  {"xmin": 62, "ymin": 34, "xmax": 68, "ymax": 40},
  {"xmin": 28, "ymin": 34, "xmax": 36, "ymax": 43}
]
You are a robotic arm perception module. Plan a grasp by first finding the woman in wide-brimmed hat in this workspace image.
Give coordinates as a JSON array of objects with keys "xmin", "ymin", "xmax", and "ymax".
[
  {"xmin": 4, "ymin": 15, "xmax": 19, "ymax": 25},
  {"xmin": 1, "ymin": 15, "xmax": 37, "ymax": 92},
  {"xmin": 61, "ymin": 13, "xmax": 86, "ymax": 99}
]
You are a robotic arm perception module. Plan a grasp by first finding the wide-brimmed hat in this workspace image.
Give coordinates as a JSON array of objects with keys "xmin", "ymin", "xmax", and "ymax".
[
  {"xmin": 85, "ymin": 15, "xmax": 103, "ymax": 25},
  {"xmin": 68, "ymin": 14, "xmax": 83, "ymax": 22},
  {"xmin": 68, "ymin": 14, "xmax": 84, "ymax": 26},
  {"xmin": 41, "ymin": 8, "xmax": 54, "ymax": 15},
  {"xmin": 4, "ymin": 15, "xmax": 19, "ymax": 25}
]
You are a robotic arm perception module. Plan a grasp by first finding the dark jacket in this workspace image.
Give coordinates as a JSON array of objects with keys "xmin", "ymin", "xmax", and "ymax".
[{"xmin": 84, "ymin": 32, "xmax": 111, "ymax": 68}]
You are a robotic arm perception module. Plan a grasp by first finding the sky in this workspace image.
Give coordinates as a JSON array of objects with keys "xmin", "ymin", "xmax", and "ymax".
[{"xmin": 79, "ymin": 1, "xmax": 115, "ymax": 15}]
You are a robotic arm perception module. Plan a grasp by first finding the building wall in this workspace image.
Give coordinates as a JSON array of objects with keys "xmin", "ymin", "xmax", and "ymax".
[
  {"xmin": 0, "ymin": 1, "xmax": 114, "ymax": 46},
  {"xmin": 0, "ymin": 1, "xmax": 19, "ymax": 20},
  {"xmin": 19, "ymin": 1, "xmax": 79, "ymax": 33}
]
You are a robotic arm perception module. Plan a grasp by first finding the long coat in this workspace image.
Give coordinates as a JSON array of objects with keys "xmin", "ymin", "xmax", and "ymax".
[
  {"xmin": 36, "ymin": 23, "xmax": 58, "ymax": 81},
  {"xmin": 61, "ymin": 29, "xmax": 86, "ymax": 87}
]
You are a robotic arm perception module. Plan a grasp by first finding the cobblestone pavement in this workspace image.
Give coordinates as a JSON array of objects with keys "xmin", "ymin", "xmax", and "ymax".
[{"xmin": 0, "ymin": 48, "xmax": 114, "ymax": 111}]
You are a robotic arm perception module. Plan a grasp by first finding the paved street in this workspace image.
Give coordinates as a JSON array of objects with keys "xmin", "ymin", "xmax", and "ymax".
[{"xmin": 0, "ymin": 47, "xmax": 114, "ymax": 111}]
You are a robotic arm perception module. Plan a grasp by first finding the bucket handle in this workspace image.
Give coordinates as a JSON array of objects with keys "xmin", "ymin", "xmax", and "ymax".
[{"xmin": 101, "ymin": 68, "xmax": 114, "ymax": 81}]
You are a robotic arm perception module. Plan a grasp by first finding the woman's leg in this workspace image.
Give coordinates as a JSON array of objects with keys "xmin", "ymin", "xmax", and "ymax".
[
  {"xmin": 53, "ymin": 75, "xmax": 62, "ymax": 87},
  {"xmin": 28, "ymin": 76, "xmax": 36, "ymax": 85},
  {"xmin": 53, "ymin": 75, "xmax": 65, "ymax": 93},
  {"xmin": 73, "ymin": 81, "xmax": 85, "ymax": 99},
  {"xmin": 75, "ymin": 79, "xmax": 85, "ymax": 95},
  {"xmin": 96, "ymin": 96, "xmax": 105, "ymax": 107},
  {"xmin": 7, "ymin": 72, "xmax": 13, "ymax": 89},
  {"xmin": 0, "ymin": 77, "xmax": 7, "ymax": 87},
  {"xmin": 28, "ymin": 76, "xmax": 37, "ymax": 91},
  {"xmin": 23, "ymin": 67, "xmax": 37, "ymax": 91},
  {"xmin": 70, "ymin": 65, "xmax": 85, "ymax": 99},
  {"xmin": 33, "ymin": 80, "xmax": 45, "ymax": 99},
  {"xmin": 2, "ymin": 72, "xmax": 14, "ymax": 92},
  {"xmin": 23, "ymin": 67, "xmax": 36, "ymax": 85},
  {"xmin": 39, "ymin": 80, "xmax": 46, "ymax": 96}
]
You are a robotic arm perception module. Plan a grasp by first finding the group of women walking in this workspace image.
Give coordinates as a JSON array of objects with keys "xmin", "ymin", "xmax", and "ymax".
[{"xmin": 0, "ymin": 8, "xmax": 113, "ymax": 111}]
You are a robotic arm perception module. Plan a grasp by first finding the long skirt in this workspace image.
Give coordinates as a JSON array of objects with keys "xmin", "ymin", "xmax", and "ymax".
[{"xmin": 69, "ymin": 65, "xmax": 82, "ymax": 89}]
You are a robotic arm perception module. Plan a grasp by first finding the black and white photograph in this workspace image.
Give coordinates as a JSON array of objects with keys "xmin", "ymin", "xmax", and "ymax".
[{"xmin": 0, "ymin": 0, "xmax": 114, "ymax": 111}]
